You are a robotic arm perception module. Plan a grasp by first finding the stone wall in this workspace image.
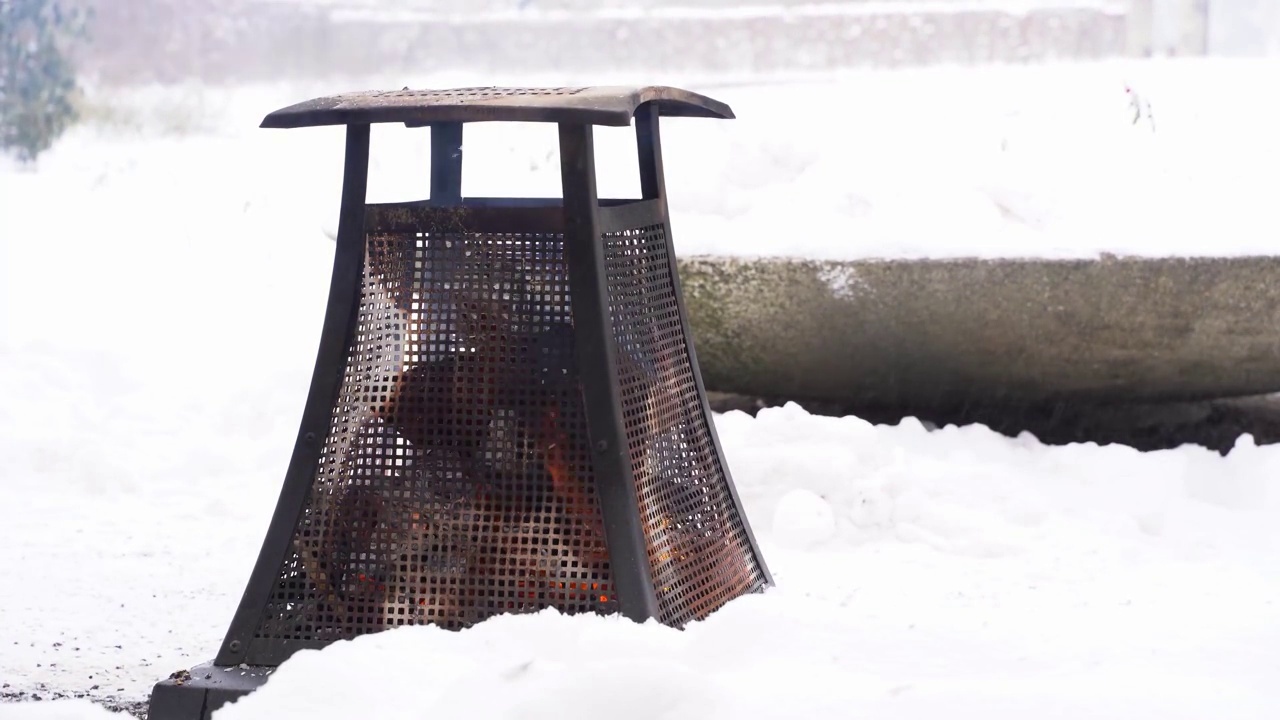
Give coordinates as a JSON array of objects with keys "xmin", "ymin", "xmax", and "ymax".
[{"xmin": 678, "ymin": 255, "xmax": 1280, "ymax": 409}]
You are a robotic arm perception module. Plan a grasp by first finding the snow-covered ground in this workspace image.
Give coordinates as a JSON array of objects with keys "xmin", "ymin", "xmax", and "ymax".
[{"xmin": 3, "ymin": 58, "xmax": 1280, "ymax": 719}]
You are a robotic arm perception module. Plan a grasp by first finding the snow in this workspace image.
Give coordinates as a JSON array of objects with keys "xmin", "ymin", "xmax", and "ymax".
[
  {"xmin": 7, "ymin": 58, "xmax": 1280, "ymax": 267},
  {"xmin": 770, "ymin": 487, "xmax": 838, "ymax": 547},
  {"xmin": 4, "ymin": 406, "xmax": 1280, "ymax": 719},
  {"xmin": 3, "ymin": 58, "xmax": 1280, "ymax": 719}
]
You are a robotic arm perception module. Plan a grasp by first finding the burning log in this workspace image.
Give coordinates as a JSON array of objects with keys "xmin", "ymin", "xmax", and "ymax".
[{"xmin": 293, "ymin": 235, "xmax": 613, "ymax": 626}]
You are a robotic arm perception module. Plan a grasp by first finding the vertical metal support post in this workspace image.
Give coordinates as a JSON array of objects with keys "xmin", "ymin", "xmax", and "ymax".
[
  {"xmin": 634, "ymin": 104, "xmax": 774, "ymax": 586},
  {"xmin": 215, "ymin": 123, "xmax": 373, "ymax": 666},
  {"xmin": 635, "ymin": 104, "xmax": 664, "ymax": 202},
  {"xmin": 558, "ymin": 122, "xmax": 661, "ymax": 622},
  {"xmin": 431, "ymin": 122, "xmax": 464, "ymax": 202}
]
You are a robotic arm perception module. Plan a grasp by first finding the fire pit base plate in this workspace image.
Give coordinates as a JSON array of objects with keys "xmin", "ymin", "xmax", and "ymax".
[{"xmin": 147, "ymin": 661, "xmax": 269, "ymax": 720}]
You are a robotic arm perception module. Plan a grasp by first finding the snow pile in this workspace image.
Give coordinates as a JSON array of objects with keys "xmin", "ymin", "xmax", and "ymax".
[
  {"xmin": 2, "ymin": 59, "xmax": 1280, "ymax": 720},
  {"xmin": 205, "ymin": 409, "xmax": 1279, "ymax": 720},
  {"xmin": 4, "ymin": 406, "xmax": 1279, "ymax": 720}
]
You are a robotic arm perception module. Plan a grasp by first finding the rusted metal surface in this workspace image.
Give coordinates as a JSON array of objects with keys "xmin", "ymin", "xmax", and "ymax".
[
  {"xmin": 602, "ymin": 219, "xmax": 767, "ymax": 626},
  {"xmin": 260, "ymin": 86, "xmax": 735, "ymax": 129}
]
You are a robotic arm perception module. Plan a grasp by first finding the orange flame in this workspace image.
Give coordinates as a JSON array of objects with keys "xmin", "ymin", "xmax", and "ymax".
[{"xmin": 540, "ymin": 405, "xmax": 612, "ymax": 576}]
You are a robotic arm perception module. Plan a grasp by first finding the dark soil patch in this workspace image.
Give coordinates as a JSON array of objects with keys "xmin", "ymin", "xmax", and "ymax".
[
  {"xmin": 2, "ymin": 684, "xmax": 147, "ymax": 718},
  {"xmin": 707, "ymin": 392, "xmax": 1280, "ymax": 455}
]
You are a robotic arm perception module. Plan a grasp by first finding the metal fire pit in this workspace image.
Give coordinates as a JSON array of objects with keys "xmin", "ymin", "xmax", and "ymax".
[{"xmin": 147, "ymin": 86, "xmax": 771, "ymax": 719}]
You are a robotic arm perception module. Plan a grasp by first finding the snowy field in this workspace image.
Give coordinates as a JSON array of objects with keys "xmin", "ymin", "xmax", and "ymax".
[{"xmin": 2, "ymin": 58, "xmax": 1280, "ymax": 719}]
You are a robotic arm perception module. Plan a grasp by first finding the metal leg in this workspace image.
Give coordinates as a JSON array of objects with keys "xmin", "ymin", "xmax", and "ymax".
[
  {"xmin": 431, "ymin": 122, "xmax": 464, "ymax": 202},
  {"xmin": 558, "ymin": 121, "xmax": 661, "ymax": 623},
  {"xmin": 635, "ymin": 103, "xmax": 664, "ymax": 201},
  {"xmin": 216, "ymin": 123, "xmax": 373, "ymax": 667}
]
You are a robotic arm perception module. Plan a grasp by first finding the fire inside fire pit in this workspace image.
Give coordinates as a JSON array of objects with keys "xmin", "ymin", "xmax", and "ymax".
[
  {"xmin": 278, "ymin": 228, "xmax": 616, "ymax": 635},
  {"xmin": 254, "ymin": 211, "xmax": 761, "ymax": 648}
]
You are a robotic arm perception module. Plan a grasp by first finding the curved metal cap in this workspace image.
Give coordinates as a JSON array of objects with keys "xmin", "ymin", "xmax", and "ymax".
[{"xmin": 260, "ymin": 85, "xmax": 735, "ymax": 129}]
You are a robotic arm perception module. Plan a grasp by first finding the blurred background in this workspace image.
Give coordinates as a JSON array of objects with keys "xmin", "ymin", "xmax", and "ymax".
[{"xmin": 61, "ymin": 0, "xmax": 1279, "ymax": 87}]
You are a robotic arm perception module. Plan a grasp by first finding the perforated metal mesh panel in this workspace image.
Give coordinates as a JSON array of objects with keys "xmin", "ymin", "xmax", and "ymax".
[
  {"xmin": 602, "ymin": 222, "xmax": 768, "ymax": 626},
  {"xmin": 250, "ymin": 219, "xmax": 614, "ymax": 649}
]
